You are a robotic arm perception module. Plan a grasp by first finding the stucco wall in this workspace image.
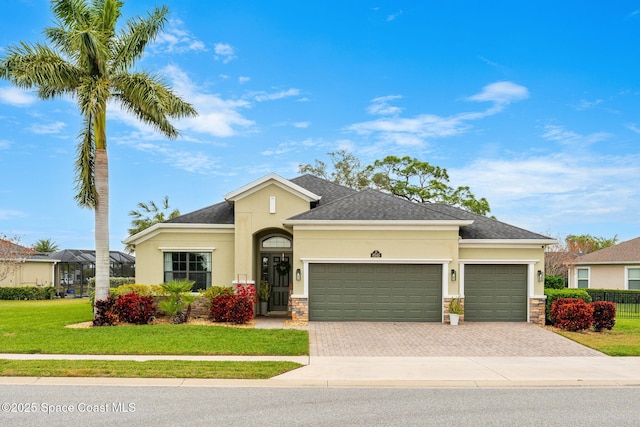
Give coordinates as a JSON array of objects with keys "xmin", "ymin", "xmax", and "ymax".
[
  {"xmin": 292, "ymin": 227, "xmax": 460, "ymax": 295},
  {"xmin": 133, "ymin": 230, "xmax": 235, "ymax": 286},
  {"xmin": 233, "ymin": 183, "xmax": 310, "ymax": 278},
  {"xmin": 0, "ymin": 261, "xmax": 55, "ymax": 287},
  {"xmin": 459, "ymin": 246, "xmax": 546, "ymax": 296},
  {"xmin": 579, "ymin": 265, "xmax": 626, "ymax": 289}
]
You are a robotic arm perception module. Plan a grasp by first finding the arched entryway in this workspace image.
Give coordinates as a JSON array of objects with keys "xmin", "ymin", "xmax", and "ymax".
[{"xmin": 256, "ymin": 231, "xmax": 292, "ymax": 313}]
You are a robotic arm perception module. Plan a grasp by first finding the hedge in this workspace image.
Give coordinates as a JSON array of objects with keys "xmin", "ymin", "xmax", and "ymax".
[
  {"xmin": 0, "ymin": 286, "xmax": 56, "ymax": 300},
  {"xmin": 587, "ymin": 289, "xmax": 640, "ymax": 304},
  {"xmin": 544, "ymin": 288, "xmax": 591, "ymax": 324},
  {"xmin": 86, "ymin": 277, "xmax": 135, "ymax": 289}
]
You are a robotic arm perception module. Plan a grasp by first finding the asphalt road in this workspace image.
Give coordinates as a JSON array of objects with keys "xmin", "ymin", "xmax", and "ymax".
[{"xmin": 1, "ymin": 385, "xmax": 639, "ymax": 426}]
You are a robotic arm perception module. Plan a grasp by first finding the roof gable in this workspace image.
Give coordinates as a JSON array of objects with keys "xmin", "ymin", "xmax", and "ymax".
[
  {"xmin": 224, "ymin": 173, "xmax": 320, "ymax": 203},
  {"xmin": 574, "ymin": 237, "xmax": 640, "ymax": 264}
]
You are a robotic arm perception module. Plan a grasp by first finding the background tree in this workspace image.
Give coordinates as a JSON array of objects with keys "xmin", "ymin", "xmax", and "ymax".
[
  {"xmin": 33, "ymin": 238, "xmax": 59, "ymax": 253},
  {"xmin": 1, "ymin": 0, "xmax": 197, "ymax": 315},
  {"xmin": 299, "ymin": 149, "xmax": 371, "ymax": 190},
  {"xmin": 126, "ymin": 196, "xmax": 180, "ymax": 253},
  {"xmin": 544, "ymin": 233, "xmax": 619, "ymax": 283},
  {"xmin": 0, "ymin": 234, "xmax": 35, "ymax": 282},
  {"xmin": 565, "ymin": 234, "xmax": 618, "ymax": 255},
  {"xmin": 300, "ymin": 152, "xmax": 491, "ymax": 215}
]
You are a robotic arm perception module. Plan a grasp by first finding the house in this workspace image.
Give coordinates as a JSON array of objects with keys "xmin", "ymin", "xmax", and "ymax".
[
  {"xmin": 124, "ymin": 173, "xmax": 556, "ymax": 324},
  {"xmin": 0, "ymin": 240, "xmax": 58, "ymax": 288},
  {"xmin": 567, "ymin": 237, "xmax": 640, "ymax": 290}
]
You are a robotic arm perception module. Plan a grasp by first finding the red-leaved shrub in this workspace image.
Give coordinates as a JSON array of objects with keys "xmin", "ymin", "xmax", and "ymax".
[
  {"xmin": 210, "ymin": 294, "xmax": 254, "ymax": 324},
  {"xmin": 234, "ymin": 282, "xmax": 257, "ymax": 304},
  {"xmin": 93, "ymin": 296, "xmax": 118, "ymax": 326},
  {"xmin": 591, "ymin": 301, "xmax": 616, "ymax": 331},
  {"xmin": 551, "ymin": 298, "xmax": 593, "ymax": 331},
  {"xmin": 114, "ymin": 292, "xmax": 155, "ymax": 324}
]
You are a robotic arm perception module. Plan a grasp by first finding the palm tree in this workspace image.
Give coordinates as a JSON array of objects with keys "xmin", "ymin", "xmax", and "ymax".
[
  {"xmin": 126, "ymin": 195, "xmax": 180, "ymax": 253},
  {"xmin": 33, "ymin": 238, "xmax": 59, "ymax": 253},
  {"xmin": 0, "ymin": 0, "xmax": 197, "ymax": 316}
]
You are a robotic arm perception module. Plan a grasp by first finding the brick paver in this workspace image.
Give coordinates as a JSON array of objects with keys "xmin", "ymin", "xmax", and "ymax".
[{"xmin": 308, "ymin": 322, "xmax": 605, "ymax": 357}]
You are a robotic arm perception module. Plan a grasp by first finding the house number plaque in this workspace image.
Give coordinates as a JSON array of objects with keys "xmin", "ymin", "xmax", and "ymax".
[{"xmin": 370, "ymin": 250, "xmax": 382, "ymax": 258}]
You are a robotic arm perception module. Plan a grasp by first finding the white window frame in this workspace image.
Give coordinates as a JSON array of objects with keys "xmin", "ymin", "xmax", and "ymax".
[
  {"xmin": 576, "ymin": 267, "xmax": 590, "ymax": 289},
  {"xmin": 625, "ymin": 266, "xmax": 640, "ymax": 290}
]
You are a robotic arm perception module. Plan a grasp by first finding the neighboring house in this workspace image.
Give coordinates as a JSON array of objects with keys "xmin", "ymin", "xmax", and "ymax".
[
  {"xmin": 0, "ymin": 241, "xmax": 58, "ymax": 288},
  {"xmin": 567, "ymin": 237, "xmax": 640, "ymax": 290},
  {"xmin": 50, "ymin": 249, "xmax": 136, "ymax": 297},
  {"xmin": 124, "ymin": 173, "xmax": 556, "ymax": 324}
]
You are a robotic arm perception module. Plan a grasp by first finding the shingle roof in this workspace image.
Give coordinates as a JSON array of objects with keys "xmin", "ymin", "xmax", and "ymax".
[
  {"xmin": 426, "ymin": 204, "xmax": 551, "ymax": 240},
  {"xmin": 166, "ymin": 201, "xmax": 234, "ymax": 224},
  {"xmin": 165, "ymin": 173, "xmax": 552, "ymax": 240},
  {"xmin": 573, "ymin": 237, "xmax": 640, "ymax": 264},
  {"xmin": 49, "ymin": 249, "xmax": 135, "ymax": 264},
  {"xmin": 287, "ymin": 188, "xmax": 463, "ymax": 221}
]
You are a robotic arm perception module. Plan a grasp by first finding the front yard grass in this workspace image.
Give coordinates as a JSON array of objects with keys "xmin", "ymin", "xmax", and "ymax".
[
  {"xmin": 0, "ymin": 299, "xmax": 307, "ymax": 379},
  {"xmin": 0, "ymin": 299, "xmax": 308, "ymax": 356},
  {"xmin": 554, "ymin": 318, "xmax": 640, "ymax": 356},
  {"xmin": 0, "ymin": 360, "xmax": 301, "ymax": 379}
]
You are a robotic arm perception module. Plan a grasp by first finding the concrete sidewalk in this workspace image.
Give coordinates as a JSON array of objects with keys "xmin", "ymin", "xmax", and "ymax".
[{"xmin": 1, "ymin": 353, "xmax": 640, "ymax": 387}]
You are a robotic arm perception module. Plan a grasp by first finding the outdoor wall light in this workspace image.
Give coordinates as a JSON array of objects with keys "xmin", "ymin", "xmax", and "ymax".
[
  {"xmin": 537, "ymin": 270, "xmax": 544, "ymax": 282},
  {"xmin": 451, "ymin": 269, "xmax": 457, "ymax": 281},
  {"xmin": 296, "ymin": 268, "xmax": 301, "ymax": 281}
]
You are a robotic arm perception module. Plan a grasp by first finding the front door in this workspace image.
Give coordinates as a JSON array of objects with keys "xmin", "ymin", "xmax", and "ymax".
[{"xmin": 260, "ymin": 253, "xmax": 291, "ymax": 312}]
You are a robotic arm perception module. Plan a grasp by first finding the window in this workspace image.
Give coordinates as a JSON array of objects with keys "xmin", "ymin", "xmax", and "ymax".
[
  {"xmin": 164, "ymin": 252, "xmax": 211, "ymax": 291},
  {"xmin": 261, "ymin": 236, "xmax": 291, "ymax": 248},
  {"xmin": 577, "ymin": 268, "xmax": 589, "ymax": 289},
  {"xmin": 628, "ymin": 268, "xmax": 640, "ymax": 290}
]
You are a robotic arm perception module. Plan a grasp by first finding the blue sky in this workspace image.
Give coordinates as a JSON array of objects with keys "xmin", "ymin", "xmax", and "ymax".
[{"xmin": 1, "ymin": 0, "xmax": 639, "ymax": 251}]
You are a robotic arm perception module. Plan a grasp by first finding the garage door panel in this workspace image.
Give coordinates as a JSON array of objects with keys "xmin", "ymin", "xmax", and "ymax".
[
  {"xmin": 465, "ymin": 264, "xmax": 527, "ymax": 322},
  {"xmin": 310, "ymin": 263, "xmax": 442, "ymax": 322}
]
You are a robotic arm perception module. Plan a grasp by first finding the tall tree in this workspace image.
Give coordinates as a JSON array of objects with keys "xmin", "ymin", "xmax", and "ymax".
[
  {"xmin": 0, "ymin": 0, "xmax": 197, "ymax": 316},
  {"xmin": 0, "ymin": 235, "xmax": 35, "ymax": 282},
  {"xmin": 33, "ymin": 238, "xmax": 59, "ymax": 253},
  {"xmin": 565, "ymin": 234, "xmax": 619, "ymax": 255},
  {"xmin": 126, "ymin": 196, "xmax": 180, "ymax": 253},
  {"xmin": 300, "ymin": 152, "xmax": 491, "ymax": 215}
]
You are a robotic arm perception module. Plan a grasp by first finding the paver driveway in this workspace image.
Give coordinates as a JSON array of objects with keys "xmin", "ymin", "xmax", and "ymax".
[{"xmin": 308, "ymin": 322, "xmax": 605, "ymax": 357}]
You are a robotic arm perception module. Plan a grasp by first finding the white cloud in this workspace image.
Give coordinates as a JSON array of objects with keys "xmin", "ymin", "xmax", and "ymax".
[
  {"xmin": 367, "ymin": 95, "xmax": 403, "ymax": 116},
  {"xmin": 346, "ymin": 82, "xmax": 530, "ymax": 147},
  {"xmin": 153, "ymin": 19, "xmax": 207, "ymax": 54},
  {"xmin": 252, "ymin": 88, "xmax": 301, "ymax": 102},
  {"xmin": 542, "ymin": 124, "xmax": 610, "ymax": 146},
  {"xmin": 293, "ymin": 121, "xmax": 310, "ymax": 128},
  {"xmin": 387, "ymin": 10, "xmax": 403, "ymax": 21},
  {"xmin": 29, "ymin": 121, "xmax": 66, "ymax": 135},
  {"xmin": 0, "ymin": 139, "xmax": 10, "ymax": 149},
  {"xmin": 574, "ymin": 99, "xmax": 603, "ymax": 111},
  {"xmin": 238, "ymin": 76, "xmax": 250, "ymax": 84},
  {"xmin": 214, "ymin": 43, "xmax": 236, "ymax": 63},
  {"xmin": 451, "ymin": 152, "xmax": 640, "ymax": 234},
  {"xmin": 0, "ymin": 86, "xmax": 36, "ymax": 106},
  {"xmin": 0, "ymin": 208, "xmax": 25, "ymax": 220},
  {"xmin": 160, "ymin": 65, "xmax": 255, "ymax": 137},
  {"xmin": 626, "ymin": 123, "xmax": 640, "ymax": 135},
  {"xmin": 466, "ymin": 81, "xmax": 529, "ymax": 105}
]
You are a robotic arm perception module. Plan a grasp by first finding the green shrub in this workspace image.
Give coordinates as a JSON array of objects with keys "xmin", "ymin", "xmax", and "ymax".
[
  {"xmin": 0, "ymin": 286, "xmax": 56, "ymax": 300},
  {"xmin": 200, "ymin": 285, "xmax": 234, "ymax": 300},
  {"xmin": 112, "ymin": 283, "xmax": 165, "ymax": 297},
  {"xmin": 158, "ymin": 280, "xmax": 196, "ymax": 324},
  {"xmin": 544, "ymin": 275, "xmax": 566, "ymax": 289},
  {"xmin": 86, "ymin": 277, "xmax": 135, "ymax": 289},
  {"xmin": 544, "ymin": 289, "xmax": 592, "ymax": 324}
]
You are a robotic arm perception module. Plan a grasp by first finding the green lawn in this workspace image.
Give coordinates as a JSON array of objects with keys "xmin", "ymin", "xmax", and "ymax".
[
  {"xmin": 554, "ymin": 318, "xmax": 640, "ymax": 356},
  {"xmin": 0, "ymin": 299, "xmax": 307, "ymax": 378},
  {"xmin": 0, "ymin": 299, "xmax": 308, "ymax": 356},
  {"xmin": 0, "ymin": 360, "xmax": 301, "ymax": 379}
]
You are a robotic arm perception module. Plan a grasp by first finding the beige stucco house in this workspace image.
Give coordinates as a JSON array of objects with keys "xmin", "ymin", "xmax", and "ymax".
[
  {"xmin": 124, "ymin": 173, "xmax": 555, "ymax": 324},
  {"xmin": 567, "ymin": 237, "xmax": 640, "ymax": 290},
  {"xmin": 0, "ymin": 246, "xmax": 58, "ymax": 288}
]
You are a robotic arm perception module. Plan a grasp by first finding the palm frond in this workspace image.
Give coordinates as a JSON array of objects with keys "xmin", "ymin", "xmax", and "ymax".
[
  {"xmin": 113, "ymin": 5, "xmax": 169, "ymax": 71},
  {"xmin": 0, "ymin": 42, "xmax": 82, "ymax": 92},
  {"xmin": 74, "ymin": 116, "xmax": 97, "ymax": 208}
]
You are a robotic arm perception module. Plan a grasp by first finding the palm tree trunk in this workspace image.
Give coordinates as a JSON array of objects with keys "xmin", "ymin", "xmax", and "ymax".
[{"xmin": 93, "ymin": 113, "xmax": 110, "ymax": 309}]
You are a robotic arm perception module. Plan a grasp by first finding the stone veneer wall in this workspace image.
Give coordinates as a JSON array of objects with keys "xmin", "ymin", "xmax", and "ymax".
[
  {"xmin": 290, "ymin": 297, "xmax": 308, "ymax": 321},
  {"xmin": 529, "ymin": 297, "xmax": 546, "ymax": 325},
  {"xmin": 443, "ymin": 297, "xmax": 464, "ymax": 324}
]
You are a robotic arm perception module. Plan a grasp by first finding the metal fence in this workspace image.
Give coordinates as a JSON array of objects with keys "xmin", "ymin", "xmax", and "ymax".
[{"xmin": 587, "ymin": 290, "xmax": 640, "ymax": 319}]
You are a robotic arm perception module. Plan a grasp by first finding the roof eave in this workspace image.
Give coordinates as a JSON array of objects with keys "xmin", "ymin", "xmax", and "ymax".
[
  {"xmin": 123, "ymin": 223, "xmax": 235, "ymax": 246},
  {"xmin": 459, "ymin": 238, "xmax": 558, "ymax": 248},
  {"xmin": 224, "ymin": 173, "xmax": 321, "ymax": 203}
]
